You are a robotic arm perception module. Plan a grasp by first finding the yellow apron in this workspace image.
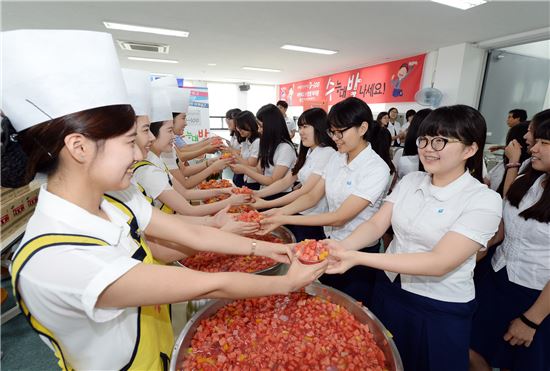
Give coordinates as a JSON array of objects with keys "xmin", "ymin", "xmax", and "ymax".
[
  {"xmin": 132, "ymin": 160, "xmax": 176, "ymax": 215},
  {"xmin": 11, "ymin": 202, "xmax": 174, "ymax": 371}
]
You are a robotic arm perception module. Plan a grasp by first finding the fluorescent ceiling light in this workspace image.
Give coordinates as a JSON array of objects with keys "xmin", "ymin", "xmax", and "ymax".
[
  {"xmin": 128, "ymin": 56, "xmax": 178, "ymax": 64},
  {"xmin": 281, "ymin": 44, "xmax": 337, "ymax": 55},
  {"xmin": 242, "ymin": 66, "xmax": 281, "ymax": 73},
  {"xmin": 104, "ymin": 21, "xmax": 189, "ymax": 38},
  {"xmin": 207, "ymin": 63, "xmax": 217, "ymax": 66},
  {"xmin": 430, "ymin": 0, "xmax": 486, "ymax": 10}
]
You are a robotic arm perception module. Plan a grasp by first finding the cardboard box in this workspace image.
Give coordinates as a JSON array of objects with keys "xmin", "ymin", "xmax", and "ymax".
[{"xmin": 0, "ymin": 186, "xmax": 39, "ymax": 234}]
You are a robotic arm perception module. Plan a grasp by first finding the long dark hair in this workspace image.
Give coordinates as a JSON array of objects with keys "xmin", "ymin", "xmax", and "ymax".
[
  {"xmin": 403, "ymin": 108, "xmax": 432, "ymax": 156},
  {"xmin": 235, "ymin": 111, "xmax": 260, "ymax": 144},
  {"xmin": 17, "ymin": 105, "xmax": 135, "ymax": 184},
  {"xmin": 256, "ymin": 104, "xmax": 295, "ymax": 169},
  {"xmin": 507, "ymin": 119, "xmax": 550, "ymax": 223},
  {"xmin": 376, "ymin": 111, "xmax": 388, "ymax": 127},
  {"xmin": 417, "ymin": 105, "xmax": 486, "ymax": 182},
  {"xmin": 496, "ymin": 122, "xmax": 529, "ymax": 196},
  {"xmin": 328, "ymin": 97, "xmax": 394, "ymax": 173},
  {"xmin": 226, "ymin": 108, "xmax": 242, "ymax": 141},
  {"xmin": 291, "ymin": 108, "xmax": 336, "ymax": 176}
]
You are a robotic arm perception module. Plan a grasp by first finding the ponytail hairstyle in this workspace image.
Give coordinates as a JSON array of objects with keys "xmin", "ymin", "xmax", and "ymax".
[
  {"xmin": 291, "ymin": 108, "xmax": 336, "ymax": 176},
  {"xmin": 15, "ymin": 105, "xmax": 135, "ymax": 184},
  {"xmin": 256, "ymin": 104, "xmax": 295, "ymax": 169},
  {"xmin": 506, "ymin": 119, "xmax": 550, "ymax": 223},
  {"xmin": 417, "ymin": 105, "xmax": 486, "ymax": 182}
]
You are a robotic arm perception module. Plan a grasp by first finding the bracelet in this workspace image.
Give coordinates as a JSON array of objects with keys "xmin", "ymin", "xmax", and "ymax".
[
  {"xmin": 519, "ymin": 314, "xmax": 539, "ymax": 330},
  {"xmin": 250, "ymin": 241, "xmax": 257, "ymax": 256},
  {"xmin": 505, "ymin": 163, "xmax": 521, "ymax": 169}
]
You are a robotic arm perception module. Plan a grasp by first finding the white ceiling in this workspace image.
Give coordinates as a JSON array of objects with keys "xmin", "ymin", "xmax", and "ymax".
[{"xmin": 2, "ymin": 1, "xmax": 549, "ymax": 85}]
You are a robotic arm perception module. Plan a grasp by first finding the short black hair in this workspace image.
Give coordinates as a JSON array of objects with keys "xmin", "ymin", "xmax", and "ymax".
[
  {"xmin": 406, "ymin": 109, "xmax": 416, "ymax": 121},
  {"xmin": 276, "ymin": 100, "xmax": 288, "ymax": 109},
  {"xmin": 509, "ymin": 109, "xmax": 528, "ymax": 122}
]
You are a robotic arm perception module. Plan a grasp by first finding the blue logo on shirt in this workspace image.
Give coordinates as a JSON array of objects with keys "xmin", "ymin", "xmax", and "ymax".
[
  {"xmin": 346, "ymin": 180, "xmax": 352, "ymax": 186},
  {"xmin": 437, "ymin": 208, "xmax": 444, "ymax": 214}
]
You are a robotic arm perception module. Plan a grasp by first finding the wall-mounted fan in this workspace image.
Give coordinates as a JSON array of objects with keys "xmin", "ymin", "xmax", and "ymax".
[{"xmin": 415, "ymin": 87, "xmax": 443, "ymax": 108}]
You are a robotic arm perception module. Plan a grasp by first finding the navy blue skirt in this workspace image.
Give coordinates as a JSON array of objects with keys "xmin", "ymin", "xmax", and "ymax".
[
  {"xmin": 319, "ymin": 242, "xmax": 380, "ymax": 307},
  {"xmin": 264, "ymin": 191, "xmax": 289, "ymax": 201},
  {"xmin": 470, "ymin": 267, "xmax": 549, "ymax": 371},
  {"xmin": 232, "ymin": 173, "xmax": 245, "ymax": 187},
  {"xmin": 243, "ymin": 181, "xmax": 261, "ymax": 190},
  {"xmin": 371, "ymin": 271, "xmax": 477, "ymax": 371},
  {"xmin": 285, "ymin": 223, "xmax": 326, "ymax": 243}
]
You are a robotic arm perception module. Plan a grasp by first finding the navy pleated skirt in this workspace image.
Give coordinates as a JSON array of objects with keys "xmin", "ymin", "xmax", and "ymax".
[
  {"xmin": 232, "ymin": 173, "xmax": 245, "ymax": 187},
  {"xmin": 243, "ymin": 181, "xmax": 261, "ymax": 190},
  {"xmin": 370, "ymin": 271, "xmax": 477, "ymax": 371},
  {"xmin": 319, "ymin": 242, "xmax": 380, "ymax": 307},
  {"xmin": 470, "ymin": 267, "xmax": 549, "ymax": 371}
]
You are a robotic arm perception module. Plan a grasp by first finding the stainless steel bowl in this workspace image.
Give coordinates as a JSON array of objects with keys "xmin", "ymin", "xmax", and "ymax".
[
  {"xmin": 176, "ymin": 226, "xmax": 295, "ymax": 276},
  {"xmin": 170, "ymin": 282, "xmax": 404, "ymax": 371}
]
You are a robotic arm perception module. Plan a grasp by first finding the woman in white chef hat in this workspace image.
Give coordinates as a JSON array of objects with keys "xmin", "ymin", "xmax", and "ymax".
[
  {"xmin": 131, "ymin": 86, "xmax": 250, "ymax": 216},
  {"xmin": 3, "ymin": 29, "xmax": 326, "ymax": 371}
]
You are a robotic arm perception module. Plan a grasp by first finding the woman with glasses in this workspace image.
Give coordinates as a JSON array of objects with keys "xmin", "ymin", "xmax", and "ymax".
[
  {"xmin": 261, "ymin": 97, "xmax": 393, "ymax": 305},
  {"xmin": 252, "ymin": 108, "xmax": 337, "ymax": 242},
  {"xmin": 325, "ymin": 105, "xmax": 502, "ymax": 371},
  {"xmin": 230, "ymin": 104, "xmax": 297, "ymax": 200}
]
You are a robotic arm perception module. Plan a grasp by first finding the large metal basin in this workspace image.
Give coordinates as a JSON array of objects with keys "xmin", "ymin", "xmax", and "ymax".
[{"xmin": 170, "ymin": 282, "xmax": 403, "ymax": 371}]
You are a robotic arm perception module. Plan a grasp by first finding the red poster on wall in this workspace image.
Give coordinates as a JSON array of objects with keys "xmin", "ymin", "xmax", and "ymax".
[{"xmin": 279, "ymin": 54, "xmax": 425, "ymax": 108}]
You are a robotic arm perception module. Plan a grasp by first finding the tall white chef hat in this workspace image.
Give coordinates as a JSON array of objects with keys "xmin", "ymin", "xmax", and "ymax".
[
  {"xmin": 1, "ymin": 30, "xmax": 129, "ymax": 132},
  {"xmin": 150, "ymin": 87, "xmax": 173, "ymax": 123},
  {"xmin": 166, "ymin": 87, "xmax": 190, "ymax": 114},
  {"xmin": 121, "ymin": 68, "xmax": 152, "ymax": 117}
]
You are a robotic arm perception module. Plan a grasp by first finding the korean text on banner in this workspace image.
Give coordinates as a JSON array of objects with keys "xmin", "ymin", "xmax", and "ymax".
[
  {"xmin": 279, "ymin": 54, "xmax": 426, "ymax": 108},
  {"xmin": 183, "ymin": 87, "xmax": 210, "ymax": 143}
]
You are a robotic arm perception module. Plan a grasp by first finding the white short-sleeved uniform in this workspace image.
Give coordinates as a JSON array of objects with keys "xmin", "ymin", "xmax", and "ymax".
[
  {"xmin": 492, "ymin": 174, "xmax": 550, "ymax": 290},
  {"xmin": 262, "ymin": 142, "xmax": 297, "ymax": 192},
  {"xmin": 285, "ymin": 116, "xmax": 297, "ymax": 135},
  {"xmin": 160, "ymin": 147, "xmax": 179, "ymax": 171},
  {"xmin": 229, "ymin": 135, "xmax": 241, "ymax": 151},
  {"xmin": 322, "ymin": 145, "xmax": 391, "ymax": 241},
  {"xmin": 133, "ymin": 152, "xmax": 174, "ymax": 209},
  {"xmin": 387, "ymin": 121, "xmax": 402, "ymax": 145},
  {"xmin": 385, "ymin": 171, "xmax": 502, "ymax": 302},
  {"xmin": 396, "ymin": 155, "xmax": 419, "ymax": 180},
  {"xmin": 297, "ymin": 146, "xmax": 336, "ymax": 216},
  {"xmin": 12, "ymin": 185, "xmax": 151, "ymax": 370},
  {"xmin": 240, "ymin": 137, "xmax": 260, "ymax": 184},
  {"xmin": 488, "ymin": 161, "xmax": 505, "ymax": 191}
]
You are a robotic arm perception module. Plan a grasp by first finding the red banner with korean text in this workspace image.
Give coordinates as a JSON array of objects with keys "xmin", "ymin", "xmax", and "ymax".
[{"xmin": 279, "ymin": 54, "xmax": 425, "ymax": 109}]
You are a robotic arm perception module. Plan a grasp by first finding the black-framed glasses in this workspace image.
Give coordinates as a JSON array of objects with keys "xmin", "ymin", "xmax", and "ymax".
[
  {"xmin": 327, "ymin": 126, "xmax": 353, "ymax": 140},
  {"xmin": 416, "ymin": 136, "xmax": 462, "ymax": 151}
]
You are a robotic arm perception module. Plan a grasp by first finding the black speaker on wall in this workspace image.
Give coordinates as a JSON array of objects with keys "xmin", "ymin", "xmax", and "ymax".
[{"xmin": 239, "ymin": 83, "xmax": 250, "ymax": 91}]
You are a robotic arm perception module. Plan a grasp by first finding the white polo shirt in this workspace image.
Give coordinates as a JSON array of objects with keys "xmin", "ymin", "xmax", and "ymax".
[
  {"xmin": 133, "ymin": 152, "xmax": 174, "ymax": 209},
  {"xmin": 396, "ymin": 155, "xmax": 419, "ymax": 180},
  {"xmin": 160, "ymin": 146, "xmax": 179, "ymax": 171},
  {"xmin": 297, "ymin": 146, "xmax": 336, "ymax": 216},
  {"xmin": 322, "ymin": 144, "xmax": 391, "ymax": 241},
  {"xmin": 229, "ymin": 135, "xmax": 241, "ymax": 151},
  {"xmin": 262, "ymin": 142, "xmax": 297, "ymax": 192},
  {"xmin": 12, "ymin": 186, "xmax": 146, "ymax": 370},
  {"xmin": 492, "ymin": 174, "xmax": 550, "ymax": 290},
  {"xmin": 385, "ymin": 171, "xmax": 502, "ymax": 302},
  {"xmin": 240, "ymin": 137, "xmax": 260, "ymax": 184}
]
